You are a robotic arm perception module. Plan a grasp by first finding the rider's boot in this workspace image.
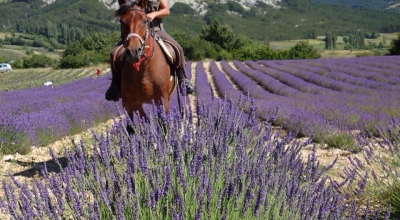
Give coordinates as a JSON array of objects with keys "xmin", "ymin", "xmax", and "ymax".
[
  {"xmin": 105, "ymin": 73, "xmax": 120, "ymax": 102},
  {"xmin": 178, "ymin": 67, "xmax": 195, "ymax": 96},
  {"xmin": 105, "ymin": 48, "xmax": 121, "ymax": 102},
  {"xmin": 181, "ymin": 79, "xmax": 195, "ymax": 95}
]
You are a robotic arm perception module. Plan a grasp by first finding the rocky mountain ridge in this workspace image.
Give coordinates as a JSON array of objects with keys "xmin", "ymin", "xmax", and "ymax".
[{"xmin": 40, "ymin": 0, "xmax": 281, "ymax": 11}]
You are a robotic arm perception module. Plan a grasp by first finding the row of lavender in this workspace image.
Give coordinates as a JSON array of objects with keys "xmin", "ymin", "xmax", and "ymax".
[
  {"xmin": 201, "ymin": 56, "xmax": 400, "ymax": 142},
  {"xmin": 0, "ymin": 75, "xmax": 117, "ymax": 154}
]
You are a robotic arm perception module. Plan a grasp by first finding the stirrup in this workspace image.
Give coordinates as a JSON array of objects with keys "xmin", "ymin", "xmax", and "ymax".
[{"xmin": 180, "ymin": 79, "xmax": 194, "ymax": 96}]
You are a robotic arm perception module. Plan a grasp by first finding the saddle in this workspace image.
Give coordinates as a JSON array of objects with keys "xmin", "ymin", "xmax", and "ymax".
[{"xmin": 154, "ymin": 35, "xmax": 181, "ymax": 69}]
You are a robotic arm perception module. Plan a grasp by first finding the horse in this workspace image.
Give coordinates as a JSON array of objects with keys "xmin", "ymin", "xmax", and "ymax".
[{"xmin": 113, "ymin": 0, "xmax": 179, "ymax": 133}]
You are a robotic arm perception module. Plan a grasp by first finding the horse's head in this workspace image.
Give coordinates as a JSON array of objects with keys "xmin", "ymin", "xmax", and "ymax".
[{"xmin": 116, "ymin": 0, "xmax": 149, "ymax": 63}]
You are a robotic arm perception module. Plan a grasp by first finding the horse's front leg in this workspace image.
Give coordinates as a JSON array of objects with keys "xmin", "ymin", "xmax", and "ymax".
[{"xmin": 126, "ymin": 105, "xmax": 146, "ymax": 136}]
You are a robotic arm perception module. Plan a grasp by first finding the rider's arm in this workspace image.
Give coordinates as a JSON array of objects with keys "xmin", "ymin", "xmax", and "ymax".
[{"xmin": 147, "ymin": 0, "xmax": 170, "ymax": 22}]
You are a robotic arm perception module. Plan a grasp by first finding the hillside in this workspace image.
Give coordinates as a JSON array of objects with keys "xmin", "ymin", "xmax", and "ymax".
[{"xmin": 0, "ymin": 0, "xmax": 400, "ymax": 42}]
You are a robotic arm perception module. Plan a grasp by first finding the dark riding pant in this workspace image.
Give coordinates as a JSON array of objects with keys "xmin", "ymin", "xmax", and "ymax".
[{"xmin": 155, "ymin": 30, "xmax": 186, "ymax": 71}]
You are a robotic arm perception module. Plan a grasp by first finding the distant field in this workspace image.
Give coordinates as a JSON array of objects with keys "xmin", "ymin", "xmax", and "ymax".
[
  {"xmin": 0, "ymin": 45, "xmax": 61, "ymax": 60},
  {"xmin": 270, "ymin": 38, "xmax": 348, "ymax": 51},
  {"xmin": 270, "ymin": 32, "xmax": 398, "ymax": 50},
  {"xmin": 270, "ymin": 39, "xmax": 326, "ymax": 50},
  {"xmin": 0, "ymin": 48, "xmax": 25, "ymax": 58},
  {"xmin": 0, "ymin": 32, "xmax": 7, "ymax": 40},
  {"xmin": 366, "ymin": 32, "xmax": 398, "ymax": 44},
  {"xmin": 0, "ymin": 64, "xmax": 110, "ymax": 91},
  {"xmin": 269, "ymin": 32, "xmax": 397, "ymax": 58}
]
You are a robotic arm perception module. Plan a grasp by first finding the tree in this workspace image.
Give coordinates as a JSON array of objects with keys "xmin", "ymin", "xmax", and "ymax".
[
  {"xmin": 287, "ymin": 41, "xmax": 321, "ymax": 59},
  {"xmin": 200, "ymin": 19, "xmax": 235, "ymax": 52},
  {"xmin": 389, "ymin": 33, "xmax": 400, "ymax": 55},
  {"xmin": 331, "ymin": 33, "xmax": 337, "ymax": 49},
  {"xmin": 171, "ymin": 31, "xmax": 190, "ymax": 51},
  {"xmin": 185, "ymin": 37, "xmax": 217, "ymax": 61},
  {"xmin": 62, "ymin": 42, "xmax": 83, "ymax": 58},
  {"xmin": 324, "ymin": 33, "xmax": 332, "ymax": 49}
]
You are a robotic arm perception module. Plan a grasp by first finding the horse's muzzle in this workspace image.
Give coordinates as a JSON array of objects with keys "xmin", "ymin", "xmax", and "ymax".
[{"xmin": 125, "ymin": 47, "xmax": 143, "ymax": 63}]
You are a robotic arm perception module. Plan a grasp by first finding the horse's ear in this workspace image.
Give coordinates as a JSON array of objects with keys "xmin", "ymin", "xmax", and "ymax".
[{"xmin": 140, "ymin": 0, "xmax": 148, "ymax": 9}]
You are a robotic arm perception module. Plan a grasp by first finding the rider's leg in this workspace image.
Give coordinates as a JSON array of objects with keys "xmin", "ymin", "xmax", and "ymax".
[
  {"xmin": 156, "ymin": 30, "xmax": 195, "ymax": 95},
  {"xmin": 105, "ymin": 42, "xmax": 123, "ymax": 102}
]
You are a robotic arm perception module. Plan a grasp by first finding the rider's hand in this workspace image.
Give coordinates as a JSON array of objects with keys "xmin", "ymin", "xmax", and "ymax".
[{"xmin": 147, "ymin": 12, "xmax": 156, "ymax": 22}]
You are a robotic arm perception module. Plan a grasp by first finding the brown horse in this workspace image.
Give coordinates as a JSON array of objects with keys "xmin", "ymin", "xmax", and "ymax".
[{"xmin": 114, "ymin": 0, "xmax": 178, "ymax": 129}]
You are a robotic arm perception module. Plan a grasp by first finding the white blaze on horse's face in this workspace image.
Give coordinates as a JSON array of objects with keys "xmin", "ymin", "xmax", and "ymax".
[{"xmin": 120, "ymin": 7, "xmax": 149, "ymax": 63}]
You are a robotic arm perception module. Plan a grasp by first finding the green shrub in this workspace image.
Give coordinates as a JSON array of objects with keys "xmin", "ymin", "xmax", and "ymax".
[
  {"xmin": 286, "ymin": 41, "xmax": 321, "ymax": 59},
  {"xmin": 355, "ymin": 51, "xmax": 374, "ymax": 57},
  {"xmin": 11, "ymin": 59, "xmax": 24, "ymax": 69},
  {"xmin": 0, "ymin": 128, "xmax": 31, "ymax": 155},
  {"xmin": 233, "ymin": 43, "xmax": 275, "ymax": 61},
  {"xmin": 59, "ymin": 54, "xmax": 91, "ymax": 68},
  {"xmin": 22, "ymin": 54, "xmax": 55, "ymax": 68},
  {"xmin": 324, "ymin": 132, "xmax": 358, "ymax": 152},
  {"xmin": 185, "ymin": 37, "xmax": 218, "ymax": 61}
]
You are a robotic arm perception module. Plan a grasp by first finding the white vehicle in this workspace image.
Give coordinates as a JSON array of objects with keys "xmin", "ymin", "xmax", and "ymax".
[{"xmin": 0, "ymin": 63, "xmax": 12, "ymax": 73}]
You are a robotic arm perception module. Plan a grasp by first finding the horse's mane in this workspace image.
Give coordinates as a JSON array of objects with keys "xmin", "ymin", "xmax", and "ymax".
[{"xmin": 115, "ymin": 0, "xmax": 140, "ymax": 17}]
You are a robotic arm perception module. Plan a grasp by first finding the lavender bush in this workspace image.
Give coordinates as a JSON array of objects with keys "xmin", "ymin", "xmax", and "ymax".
[{"xmin": 0, "ymin": 98, "xmax": 390, "ymax": 219}]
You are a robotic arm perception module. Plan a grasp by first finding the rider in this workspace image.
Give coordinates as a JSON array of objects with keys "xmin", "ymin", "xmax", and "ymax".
[{"xmin": 105, "ymin": 0, "xmax": 195, "ymax": 102}]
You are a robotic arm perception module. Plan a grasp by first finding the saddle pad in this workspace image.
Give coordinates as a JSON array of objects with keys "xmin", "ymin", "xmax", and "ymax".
[{"xmin": 155, "ymin": 36, "xmax": 174, "ymax": 64}]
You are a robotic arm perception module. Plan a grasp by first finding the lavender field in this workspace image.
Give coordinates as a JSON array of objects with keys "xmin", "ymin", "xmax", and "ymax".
[
  {"xmin": 202, "ymin": 56, "xmax": 400, "ymax": 147},
  {"xmin": 0, "ymin": 56, "xmax": 400, "ymax": 219}
]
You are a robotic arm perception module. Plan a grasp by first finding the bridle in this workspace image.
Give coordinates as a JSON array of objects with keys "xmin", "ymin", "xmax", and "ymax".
[{"xmin": 122, "ymin": 7, "xmax": 155, "ymax": 70}]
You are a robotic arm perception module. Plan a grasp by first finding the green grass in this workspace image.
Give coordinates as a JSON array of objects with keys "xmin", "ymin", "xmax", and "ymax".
[
  {"xmin": 269, "ymin": 32, "xmax": 396, "ymax": 58},
  {"xmin": 0, "ymin": 45, "xmax": 61, "ymax": 60}
]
